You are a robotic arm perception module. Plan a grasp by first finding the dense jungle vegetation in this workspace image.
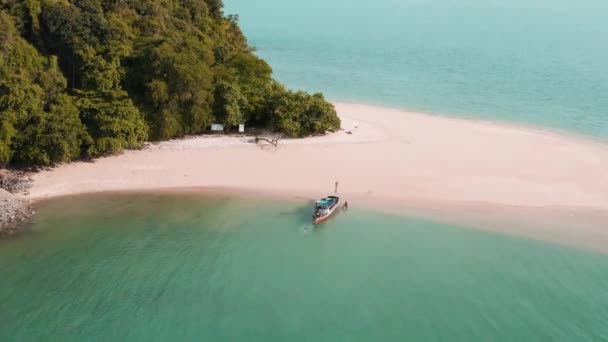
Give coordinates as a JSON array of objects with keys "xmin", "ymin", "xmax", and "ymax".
[{"xmin": 0, "ymin": 0, "xmax": 340, "ymax": 166}]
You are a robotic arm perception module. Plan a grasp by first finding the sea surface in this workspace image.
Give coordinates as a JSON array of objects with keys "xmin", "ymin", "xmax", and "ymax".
[
  {"xmin": 225, "ymin": 0, "xmax": 608, "ymax": 138},
  {"xmin": 3, "ymin": 2, "xmax": 608, "ymax": 340},
  {"xmin": 1, "ymin": 194, "xmax": 608, "ymax": 341}
]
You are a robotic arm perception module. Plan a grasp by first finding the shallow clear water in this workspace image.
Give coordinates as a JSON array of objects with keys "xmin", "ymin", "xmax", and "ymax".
[
  {"xmin": 1, "ymin": 194, "xmax": 608, "ymax": 341},
  {"xmin": 225, "ymin": 0, "xmax": 608, "ymax": 137}
]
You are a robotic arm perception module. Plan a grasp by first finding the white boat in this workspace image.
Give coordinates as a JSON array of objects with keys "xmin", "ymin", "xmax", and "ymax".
[{"xmin": 312, "ymin": 182, "xmax": 341, "ymax": 224}]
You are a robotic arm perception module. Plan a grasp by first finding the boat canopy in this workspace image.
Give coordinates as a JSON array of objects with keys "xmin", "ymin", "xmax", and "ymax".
[{"xmin": 316, "ymin": 197, "xmax": 337, "ymax": 209}]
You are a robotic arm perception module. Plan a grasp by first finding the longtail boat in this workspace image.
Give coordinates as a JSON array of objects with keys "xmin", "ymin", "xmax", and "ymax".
[{"xmin": 312, "ymin": 182, "xmax": 341, "ymax": 224}]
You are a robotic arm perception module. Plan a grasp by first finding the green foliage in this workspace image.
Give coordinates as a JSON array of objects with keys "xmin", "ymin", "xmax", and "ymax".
[
  {"xmin": 213, "ymin": 80, "xmax": 247, "ymax": 128},
  {"xmin": 0, "ymin": 0, "xmax": 339, "ymax": 167},
  {"xmin": 13, "ymin": 94, "xmax": 86, "ymax": 165},
  {"xmin": 0, "ymin": 12, "xmax": 77, "ymax": 165},
  {"xmin": 226, "ymin": 52, "xmax": 273, "ymax": 123},
  {"xmin": 76, "ymin": 89, "xmax": 148, "ymax": 157},
  {"xmin": 270, "ymin": 90, "xmax": 340, "ymax": 138},
  {"xmin": 127, "ymin": 32, "xmax": 215, "ymax": 139},
  {"xmin": 205, "ymin": 0, "xmax": 224, "ymax": 19}
]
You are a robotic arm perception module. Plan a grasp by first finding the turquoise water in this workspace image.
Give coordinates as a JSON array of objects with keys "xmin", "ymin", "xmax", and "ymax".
[
  {"xmin": 3, "ymin": 4, "xmax": 607, "ymax": 339},
  {"xmin": 2, "ymin": 194, "xmax": 608, "ymax": 341},
  {"xmin": 225, "ymin": 0, "xmax": 608, "ymax": 138}
]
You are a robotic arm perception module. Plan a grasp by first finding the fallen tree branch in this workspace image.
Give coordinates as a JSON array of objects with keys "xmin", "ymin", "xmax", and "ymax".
[{"xmin": 254, "ymin": 136, "xmax": 280, "ymax": 147}]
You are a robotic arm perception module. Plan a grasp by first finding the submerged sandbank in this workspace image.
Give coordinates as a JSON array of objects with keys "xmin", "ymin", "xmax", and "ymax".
[
  {"xmin": 26, "ymin": 103, "xmax": 608, "ymax": 248},
  {"xmin": 31, "ymin": 188, "xmax": 608, "ymax": 253}
]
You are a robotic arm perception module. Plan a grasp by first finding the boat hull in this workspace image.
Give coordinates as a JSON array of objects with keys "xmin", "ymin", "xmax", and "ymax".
[{"xmin": 312, "ymin": 197, "xmax": 340, "ymax": 225}]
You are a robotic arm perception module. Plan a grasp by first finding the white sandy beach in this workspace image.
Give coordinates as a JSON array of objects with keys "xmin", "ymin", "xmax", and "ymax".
[{"xmin": 29, "ymin": 103, "xmax": 608, "ymax": 248}]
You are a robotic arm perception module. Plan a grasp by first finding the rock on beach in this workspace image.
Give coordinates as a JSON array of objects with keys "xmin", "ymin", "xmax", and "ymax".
[{"xmin": 0, "ymin": 188, "xmax": 32, "ymax": 238}]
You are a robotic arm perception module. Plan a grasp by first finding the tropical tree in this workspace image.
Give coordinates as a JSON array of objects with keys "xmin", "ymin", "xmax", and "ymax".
[{"xmin": 0, "ymin": 0, "xmax": 340, "ymax": 167}]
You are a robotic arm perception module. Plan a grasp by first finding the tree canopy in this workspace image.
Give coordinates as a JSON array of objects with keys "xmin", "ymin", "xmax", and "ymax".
[{"xmin": 0, "ymin": 0, "xmax": 340, "ymax": 166}]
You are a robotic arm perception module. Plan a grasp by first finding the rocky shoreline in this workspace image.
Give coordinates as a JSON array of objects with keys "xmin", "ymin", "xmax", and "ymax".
[
  {"xmin": 0, "ymin": 189, "xmax": 33, "ymax": 238},
  {"xmin": 0, "ymin": 172, "xmax": 34, "ymax": 238}
]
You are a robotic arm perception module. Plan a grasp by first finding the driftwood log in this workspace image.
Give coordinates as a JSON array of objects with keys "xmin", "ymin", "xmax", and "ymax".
[{"xmin": 254, "ymin": 136, "xmax": 280, "ymax": 147}]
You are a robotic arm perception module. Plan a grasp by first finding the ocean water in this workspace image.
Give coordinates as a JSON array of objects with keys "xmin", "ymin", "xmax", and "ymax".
[
  {"xmin": 1, "ymin": 194, "xmax": 608, "ymax": 341},
  {"xmin": 225, "ymin": 0, "xmax": 608, "ymax": 138}
]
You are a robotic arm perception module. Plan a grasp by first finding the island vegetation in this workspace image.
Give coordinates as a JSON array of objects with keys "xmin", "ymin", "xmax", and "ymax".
[{"xmin": 0, "ymin": 0, "xmax": 340, "ymax": 167}]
